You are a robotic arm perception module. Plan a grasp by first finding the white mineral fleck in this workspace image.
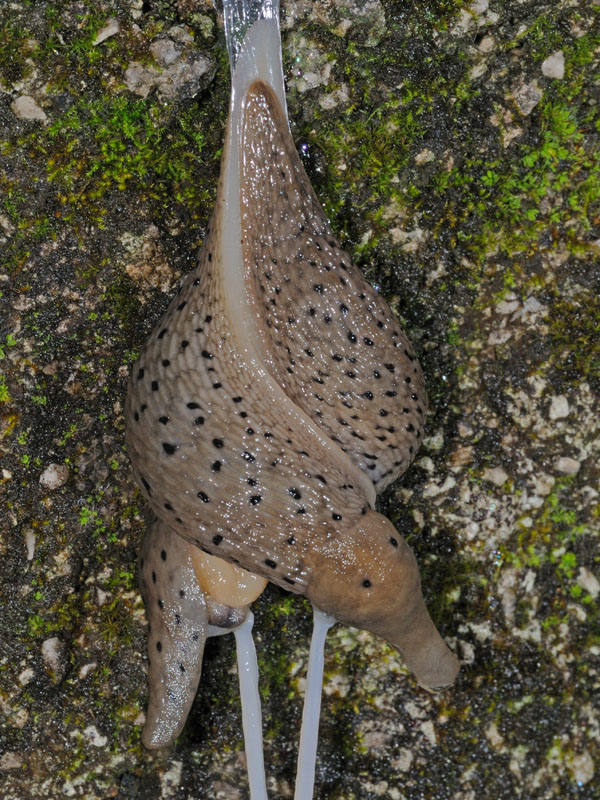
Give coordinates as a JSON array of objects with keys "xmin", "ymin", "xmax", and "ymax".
[
  {"xmin": 512, "ymin": 79, "xmax": 542, "ymax": 116},
  {"xmin": 478, "ymin": 35, "xmax": 494, "ymax": 52},
  {"xmin": 161, "ymin": 760, "xmax": 183, "ymax": 798},
  {"xmin": 541, "ymin": 51, "xmax": 565, "ymax": 79},
  {"xmin": 392, "ymin": 748, "xmax": 413, "ymax": 772},
  {"xmin": 567, "ymin": 750, "xmax": 595, "ymax": 785},
  {"xmin": 549, "ymin": 394, "xmax": 569, "ymax": 420},
  {"xmin": 42, "ymin": 636, "xmax": 64, "ymax": 679},
  {"xmin": 78, "ymin": 662, "xmax": 98, "ymax": 679},
  {"xmin": 483, "ymin": 467, "xmax": 509, "ymax": 486},
  {"xmin": 82, "ymin": 725, "xmax": 108, "ymax": 748},
  {"xmin": 577, "ymin": 568, "xmax": 599, "ymax": 599},
  {"xmin": 23, "ymin": 528, "xmax": 35, "ymax": 560},
  {"xmin": 415, "ymin": 148, "xmax": 435, "ymax": 165},
  {"xmin": 39, "ymin": 463, "xmax": 70, "ymax": 489},
  {"xmin": 421, "ymin": 720, "xmax": 437, "ymax": 746},
  {"xmin": 555, "ymin": 456, "xmax": 580, "ymax": 474},
  {"xmin": 319, "ymin": 85, "xmax": 350, "ymax": 110},
  {"xmin": 470, "ymin": 62, "xmax": 487, "ymax": 81},
  {"xmin": 488, "ymin": 328, "xmax": 512, "ymax": 345},
  {"xmin": 19, "ymin": 667, "xmax": 34, "ymax": 685},
  {"xmin": 486, "ymin": 722, "xmax": 504, "ymax": 749},
  {"xmin": 496, "ymin": 298, "xmax": 520, "ymax": 314},
  {"xmin": 0, "ymin": 752, "xmax": 22, "ymax": 771},
  {"xmin": 11, "ymin": 95, "xmax": 47, "ymax": 121},
  {"xmin": 93, "ymin": 18, "xmax": 119, "ymax": 45}
]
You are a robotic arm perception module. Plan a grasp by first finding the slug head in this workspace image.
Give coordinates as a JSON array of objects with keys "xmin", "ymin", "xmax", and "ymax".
[{"xmin": 305, "ymin": 511, "xmax": 459, "ymax": 690}]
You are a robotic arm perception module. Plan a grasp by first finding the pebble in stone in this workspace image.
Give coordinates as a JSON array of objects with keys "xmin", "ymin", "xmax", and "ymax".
[
  {"xmin": 0, "ymin": 752, "xmax": 23, "ymax": 771},
  {"xmin": 555, "ymin": 456, "xmax": 580, "ymax": 475},
  {"xmin": 541, "ymin": 51, "xmax": 565, "ymax": 80},
  {"xmin": 39, "ymin": 463, "xmax": 70, "ymax": 489},
  {"xmin": 42, "ymin": 636, "xmax": 66, "ymax": 682},
  {"xmin": 483, "ymin": 467, "xmax": 509, "ymax": 487},
  {"xmin": 577, "ymin": 568, "xmax": 600, "ymax": 599},
  {"xmin": 93, "ymin": 18, "xmax": 120, "ymax": 45},
  {"xmin": 124, "ymin": 50, "xmax": 211, "ymax": 100},
  {"xmin": 549, "ymin": 394, "xmax": 569, "ymax": 420},
  {"xmin": 512, "ymin": 79, "xmax": 542, "ymax": 116},
  {"xmin": 10, "ymin": 95, "xmax": 47, "ymax": 121}
]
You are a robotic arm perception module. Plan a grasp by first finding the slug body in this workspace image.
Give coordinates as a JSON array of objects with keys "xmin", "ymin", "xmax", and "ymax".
[{"xmin": 126, "ymin": 2, "xmax": 458, "ymax": 751}]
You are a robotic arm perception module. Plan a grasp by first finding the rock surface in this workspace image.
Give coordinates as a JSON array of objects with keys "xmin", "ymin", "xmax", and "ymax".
[{"xmin": 0, "ymin": 1, "xmax": 598, "ymax": 799}]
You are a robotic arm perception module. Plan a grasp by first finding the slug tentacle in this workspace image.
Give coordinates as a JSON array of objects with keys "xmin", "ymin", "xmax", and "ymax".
[
  {"xmin": 305, "ymin": 511, "xmax": 458, "ymax": 690},
  {"xmin": 138, "ymin": 517, "xmax": 213, "ymax": 749}
]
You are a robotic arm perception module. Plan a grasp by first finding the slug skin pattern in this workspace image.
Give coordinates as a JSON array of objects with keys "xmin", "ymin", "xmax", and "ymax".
[
  {"xmin": 241, "ymin": 85, "xmax": 426, "ymax": 492},
  {"xmin": 126, "ymin": 65, "xmax": 458, "ymax": 746}
]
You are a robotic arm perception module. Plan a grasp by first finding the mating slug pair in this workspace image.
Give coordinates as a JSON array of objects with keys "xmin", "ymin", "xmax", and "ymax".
[{"xmin": 125, "ymin": 0, "xmax": 459, "ymax": 795}]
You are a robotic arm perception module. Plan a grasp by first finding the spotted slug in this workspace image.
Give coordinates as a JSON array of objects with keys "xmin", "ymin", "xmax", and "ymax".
[{"xmin": 125, "ymin": 0, "xmax": 459, "ymax": 753}]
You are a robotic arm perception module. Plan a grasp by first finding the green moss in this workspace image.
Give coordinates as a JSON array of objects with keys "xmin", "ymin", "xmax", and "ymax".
[{"xmin": 0, "ymin": 19, "xmax": 35, "ymax": 84}]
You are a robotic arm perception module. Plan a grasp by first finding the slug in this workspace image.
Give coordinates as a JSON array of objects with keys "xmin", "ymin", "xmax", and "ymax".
[{"xmin": 125, "ymin": 0, "xmax": 459, "ymax": 790}]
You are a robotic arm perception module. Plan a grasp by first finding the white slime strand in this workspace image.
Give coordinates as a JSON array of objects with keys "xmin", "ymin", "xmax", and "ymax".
[
  {"xmin": 233, "ymin": 611, "xmax": 269, "ymax": 800},
  {"xmin": 294, "ymin": 607, "xmax": 336, "ymax": 800}
]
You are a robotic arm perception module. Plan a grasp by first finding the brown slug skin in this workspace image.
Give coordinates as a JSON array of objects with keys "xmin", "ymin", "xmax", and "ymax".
[{"xmin": 126, "ymin": 18, "xmax": 458, "ymax": 748}]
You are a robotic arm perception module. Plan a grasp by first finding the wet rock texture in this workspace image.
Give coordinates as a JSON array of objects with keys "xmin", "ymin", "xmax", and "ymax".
[{"xmin": 0, "ymin": 1, "xmax": 598, "ymax": 798}]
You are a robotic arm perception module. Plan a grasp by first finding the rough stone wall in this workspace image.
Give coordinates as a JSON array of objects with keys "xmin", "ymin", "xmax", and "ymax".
[{"xmin": 0, "ymin": 1, "xmax": 598, "ymax": 798}]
